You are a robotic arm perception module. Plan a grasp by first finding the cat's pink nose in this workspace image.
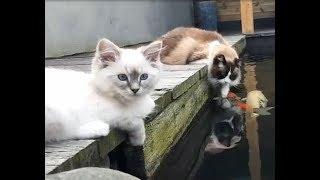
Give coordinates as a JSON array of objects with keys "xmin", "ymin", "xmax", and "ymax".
[{"xmin": 131, "ymin": 88, "xmax": 139, "ymax": 93}]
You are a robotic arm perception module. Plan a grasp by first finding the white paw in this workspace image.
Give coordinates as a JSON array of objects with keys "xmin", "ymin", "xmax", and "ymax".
[
  {"xmin": 129, "ymin": 134, "xmax": 145, "ymax": 146},
  {"xmin": 221, "ymin": 84, "xmax": 230, "ymax": 98},
  {"xmin": 128, "ymin": 127, "xmax": 146, "ymax": 146},
  {"xmin": 89, "ymin": 125, "xmax": 110, "ymax": 138},
  {"xmin": 221, "ymin": 98, "xmax": 231, "ymax": 109},
  {"xmin": 221, "ymin": 89, "xmax": 229, "ymax": 98},
  {"xmin": 76, "ymin": 122, "xmax": 110, "ymax": 139}
]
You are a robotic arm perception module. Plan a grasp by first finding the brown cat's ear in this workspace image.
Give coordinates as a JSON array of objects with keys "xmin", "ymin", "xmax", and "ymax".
[
  {"xmin": 213, "ymin": 54, "xmax": 226, "ymax": 64},
  {"xmin": 96, "ymin": 38, "xmax": 121, "ymax": 64},
  {"xmin": 234, "ymin": 58, "xmax": 241, "ymax": 67},
  {"xmin": 140, "ymin": 40, "xmax": 163, "ymax": 62}
]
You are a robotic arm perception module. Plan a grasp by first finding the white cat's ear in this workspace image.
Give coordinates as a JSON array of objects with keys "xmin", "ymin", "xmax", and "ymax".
[
  {"xmin": 140, "ymin": 40, "xmax": 163, "ymax": 63},
  {"xmin": 96, "ymin": 38, "xmax": 121, "ymax": 64}
]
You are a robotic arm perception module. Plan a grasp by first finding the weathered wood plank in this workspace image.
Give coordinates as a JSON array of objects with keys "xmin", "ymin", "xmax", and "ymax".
[
  {"xmin": 232, "ymin": 36, "xmax": 247, "ymax": 55},
  {"xmin": 45, "ymin": 57, "xmax": 92, "ymax": 66},
  {"xmin": 45, "ymin": 140, "xmax": 99, "ymax": 174},
  {"xmin": 159, "ymin": 70, "xmax": 198, "ymax": 78},
  {"xmin": 155, "ymin": 78, "xmax": 187, "ymax": 91},
  {"xmin": 224, "ymin": 35, "xmax": 245, "ymax": 45},
  {"xmin": 45, "ymin": 130, "xmax": 126, "ymax": 175},
  {"xmin": 214, "ymin": 0, "xmax": 275, "ymax": 22},
  {"xmin": 217, "ymin": 2, "xmax": 275, "ymax": 16},
  {"xmin": 148, "ymin": 90, "xmax": 173, "ymax": 122},
  {"xmin": 161, "ymin": 64, "xmax": 206, "ymax": 71},
  {"xmin": 219, "ymin": 11, "xmax": 274, "ymax": 22},
  {"xmin": 171, "ymin": 71, "xmax": 201, "ymax": 99},
  {"xmin": 97, "ymin": 130, "xmax": 127, "ymax": 159},
  {"xmin": 156, "ymin": 66, "xmax": 205, "ymax": 99},
  {"xmin": 144, "ymin": 79, "xmax": 209, "ymax": 175},
  {"xmin": 46, "ymin": 65, "xmax": 91, "ymax": 73}
]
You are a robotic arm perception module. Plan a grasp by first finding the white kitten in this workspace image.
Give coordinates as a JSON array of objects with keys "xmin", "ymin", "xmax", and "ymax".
[{"xmin": 45, "ymin": 39, "xmax": 163, "ymax": 146}]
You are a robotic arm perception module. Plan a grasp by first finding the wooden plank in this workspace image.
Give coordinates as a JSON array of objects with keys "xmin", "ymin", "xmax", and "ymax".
[
  {"xmin": 219, "ymin": 11, "xmax": 274, "ymax": 22},
  {"xmin": 215, "ymin": 0, "xmax": 274, "ymax": 7},
  {"xmin": 46, "ymin": 65, "xmax": 91, "ymax": 73},
  {"xmin": 45, "ymin": 140, "xmax": 97, "ymax": 174},
  {"xmin": 253, "ymin": 11, "xmax": 275, "ymax": 19},
  {"xmin": 159, "ymin": 70, "xmax": 198, "ymax": 78},
  {"xmin": 148, "ymin": 90, "xmax": 173, "ymax": 122},
  {"xmin": 155, "ymin": 67, "xmax": 204, "ymax": 99},
  {"xmin": 161, "ymin": 64, "xmax": 205, "ymax": 71},
  {"xmin": 216, "ymin": 1, "xmax": 274, "ymax": 14},
  {"xmin": 97, "ymin": 130, "xmax": 126, "ymax": 159},
  {"xmin": 224, "ymin": 34, "xmax": 245, "ymax": 44},
  {"xmin": 240, "ymin": 0, "xmax": 254, "ymax": 34},
  {"xmin": 45, "ymin": 130, "xmax": 126, "ymax": 175},
  {"xmin": 218, "ymin": 4, "xmax": 275, "ymax": 17},
  {"xmin": 144, "ymin": 79, "xmax": 209, "ymax": 175},
  {"xmin": 45, "ymin": 57, "xmax": 92, "ymax": 66},
  {"xmin": 214, "ymin": 0, "xmax": 275, "ymax": 22}
]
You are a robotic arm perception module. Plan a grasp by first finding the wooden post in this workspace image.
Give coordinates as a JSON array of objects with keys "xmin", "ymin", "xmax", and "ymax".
[{"xmin": 240, "ymin": 0, "xmax": 254, "ymax": 34}]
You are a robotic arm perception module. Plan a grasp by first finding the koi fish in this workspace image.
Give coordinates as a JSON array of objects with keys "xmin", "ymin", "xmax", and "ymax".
[{"xmin": 227, "ymin": 91, "xmax": 274, "ymax": 116}]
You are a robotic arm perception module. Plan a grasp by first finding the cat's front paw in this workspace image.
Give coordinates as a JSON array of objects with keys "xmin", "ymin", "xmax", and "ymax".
[
  {"xmin": 221, "ymin": 98, "xmax": 231, "ymax": 109},
  {"xmin": 221, "ymin": 90, "xmax": 229, "ymax": 98},
  {"xmin": 129, "ymin": 133, "xmax": 146, "ymax": 146},
  {"xmin": 128, "ymin": 124, "xmax": 146, "ymax": 146},
  {"xmin": 221, "ymin": 84, "xmax": 230, "ymax": 98},
  {"xmin": 76, "ymin": 121, "xmax": 110, "ymax": 139},
  {"xmin": 90, "ymin": 127, "xmax": 110, "ymax": 138},
  {"xmin": 216, "ymin": 98, "xmax": 232, "ymax": 109}
]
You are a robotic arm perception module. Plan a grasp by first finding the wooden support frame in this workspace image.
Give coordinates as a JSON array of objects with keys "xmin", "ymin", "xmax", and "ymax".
[{"xmin": 240, "ymin": 0, "xmax": 254, "ymax": 34}]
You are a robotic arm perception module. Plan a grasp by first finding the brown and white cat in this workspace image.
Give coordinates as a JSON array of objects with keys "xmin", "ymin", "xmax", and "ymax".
[{"xmin": 158, "ymin": 27, "xmax": 241, "ymax": 98}]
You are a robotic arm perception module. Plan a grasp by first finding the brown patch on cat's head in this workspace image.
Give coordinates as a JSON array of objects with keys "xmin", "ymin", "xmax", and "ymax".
[{"xmin": 211, "ymin": 54, "xmax": 228, "ymax": 79}]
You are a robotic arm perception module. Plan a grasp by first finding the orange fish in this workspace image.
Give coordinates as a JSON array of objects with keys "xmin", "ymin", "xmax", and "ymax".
[
  {"xmin": 227, "ymin": 92, "xmax": 251, "ymax": 110},
  {"xmin": 227, "ymin": 91, "xmax": 273, "ymax": 115},
  {"xmin": 235, "ymin": 101, "xmax": 251, "ymax": 111},
  {"xmin": 227, "ymin": 92, "xmax": 238, "ymax": 99}
]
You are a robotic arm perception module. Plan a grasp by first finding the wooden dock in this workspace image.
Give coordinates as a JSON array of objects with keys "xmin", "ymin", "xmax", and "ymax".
[{"xmin": 45, "ymin": 34, "xmax": 246, "ymax": 176}]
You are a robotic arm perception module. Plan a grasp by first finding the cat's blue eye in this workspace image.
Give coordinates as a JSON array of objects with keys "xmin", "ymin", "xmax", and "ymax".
[
  {"xmin": 140, "ymin": 73, "xmax": 148, "ymax": 80},
  {"xmin": 118, "ymin": 74, "xmax": 128, "ymax": 81}
]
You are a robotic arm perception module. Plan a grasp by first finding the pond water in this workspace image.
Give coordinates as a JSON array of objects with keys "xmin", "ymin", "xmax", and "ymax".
[{"xmin": 189, "ymin": 56, "xmax": 275, "ymax": 180}]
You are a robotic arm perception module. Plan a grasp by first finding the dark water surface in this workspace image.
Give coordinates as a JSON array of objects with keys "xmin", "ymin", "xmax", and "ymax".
[{"xmin": 190, "ymin": 57, "xmax": 275, "ymax": 180}]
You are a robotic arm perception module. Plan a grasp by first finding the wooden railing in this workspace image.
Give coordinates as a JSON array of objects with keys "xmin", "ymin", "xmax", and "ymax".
[{"xmin": 213, "ymin": 0, "xmax": 275, "ymax": 34}]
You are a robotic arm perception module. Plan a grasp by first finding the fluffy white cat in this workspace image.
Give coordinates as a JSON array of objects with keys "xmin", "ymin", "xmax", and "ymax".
[{"xmin": 45, "ymin": 38, "xmax": 163, "ymax": 146}]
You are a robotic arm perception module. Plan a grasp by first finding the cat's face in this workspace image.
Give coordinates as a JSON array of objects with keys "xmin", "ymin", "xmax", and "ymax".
[
  {"xmin": 91, "ymin": 39, "xmax": 163, "ymax": 100},
  {"xmin": 214, "ymin": 122, "xmax": 235, "ymax": 147},
  {"xmin": 211, "ymin": 53, "xmax": 241, "ymax": 82},
  {"xmin": 212, "ymin": 111, "xmax": 245, "ymax": 147}
]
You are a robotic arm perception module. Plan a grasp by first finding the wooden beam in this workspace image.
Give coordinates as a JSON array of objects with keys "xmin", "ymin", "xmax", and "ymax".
[{"xmin": 240, "ymin": 0, "xmax": 254, "ymax": 34}]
